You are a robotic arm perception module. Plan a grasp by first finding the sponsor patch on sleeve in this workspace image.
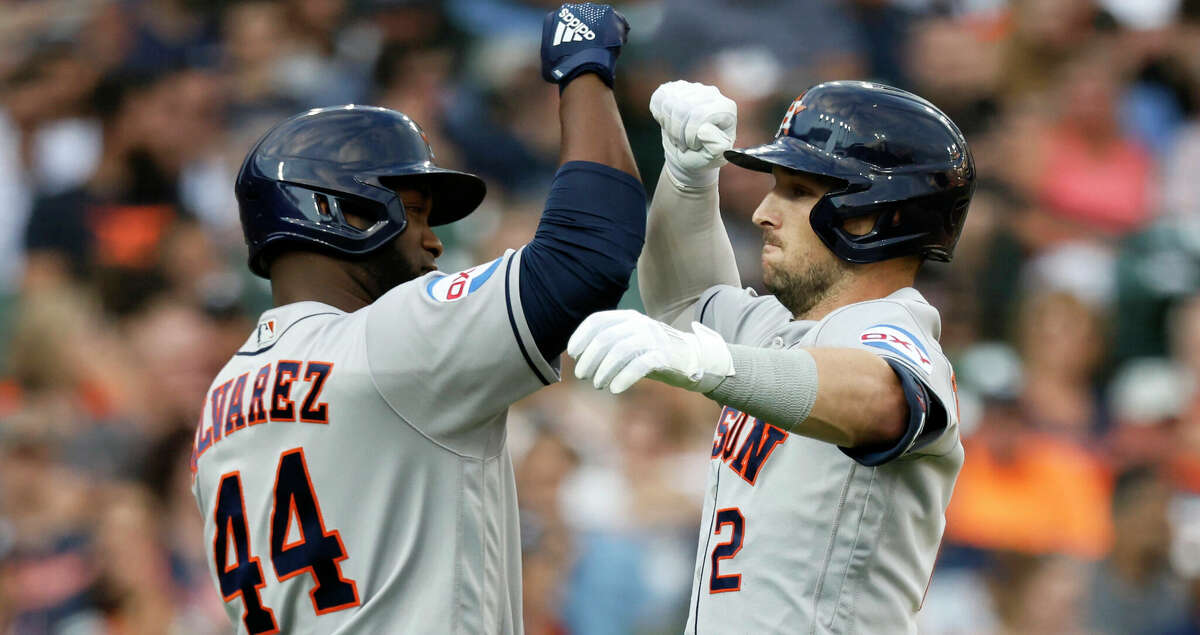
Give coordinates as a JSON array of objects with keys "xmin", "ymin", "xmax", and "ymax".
[
  {"xmin": 425, "ymin": 256, "xmax": 503, "ymax": 303},
  {"xmin": 859, "ymin": 323, "xmax": 933, "ymax": 375}
]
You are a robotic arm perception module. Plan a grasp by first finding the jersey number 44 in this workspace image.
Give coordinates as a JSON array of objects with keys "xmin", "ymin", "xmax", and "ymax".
[{"xmin": 213, "ymin": 447, "xmax": 360, "ymax": 634}]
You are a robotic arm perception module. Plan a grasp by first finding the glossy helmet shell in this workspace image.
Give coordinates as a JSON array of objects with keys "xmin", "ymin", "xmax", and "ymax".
[
  {"xmin": 726, "ymin": 81, "xmax": 975, "ymax": 263},
  {"xmin": 236, "ymin": 105, "xmax": 486, "ymax": 278}
]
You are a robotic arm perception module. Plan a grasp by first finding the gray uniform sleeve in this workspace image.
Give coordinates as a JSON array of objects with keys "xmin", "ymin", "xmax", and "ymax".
[
  {"xmin": 365, "ymin": 248, "xmax": 560, "ymax": 441},
  {"xmin": 810, "ymin": 297, "xmax": 960, "ymax": 460},
  {"xmin": 637, "ymin": 167, "xmax": 740, "ymax": 331},
  {"xmin": 694, "ymin": 285, "xmax": 793, "ymax": 346}
]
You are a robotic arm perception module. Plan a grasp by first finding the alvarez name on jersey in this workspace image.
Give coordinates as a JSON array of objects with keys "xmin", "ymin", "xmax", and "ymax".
[{"xmin": 190, "ymin": 248, "xmax": 557, "ymax": 635}]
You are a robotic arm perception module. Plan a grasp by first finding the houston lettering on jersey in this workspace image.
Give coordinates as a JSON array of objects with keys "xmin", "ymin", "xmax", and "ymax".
[
  {"xmin": 710, "ymin": 407, "xmax": 788, "ymax": 485},
  {"xmin": 191, "ymin": 360, "xmax": 334, "ymax": 471}
]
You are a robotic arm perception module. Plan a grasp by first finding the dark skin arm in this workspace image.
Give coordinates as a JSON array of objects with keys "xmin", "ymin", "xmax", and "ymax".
[{"xmin": 558, "ymin": 74, "xmax": 640, "ymax": 179}]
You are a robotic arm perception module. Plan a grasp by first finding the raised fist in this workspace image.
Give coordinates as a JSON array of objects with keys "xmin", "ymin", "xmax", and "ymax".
[
  {"xmin": 650, "ymin": 81, "xmax": 737, "ymax": 189},
  {"xmin": 541, "ymin": 3, "xmax": 629, "ymax": 89}
]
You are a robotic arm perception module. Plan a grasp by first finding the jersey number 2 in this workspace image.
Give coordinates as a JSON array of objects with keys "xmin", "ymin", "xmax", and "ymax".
[
  {"xmin": 709, "ymin": 507, "xmax": 744, "ymax": 593},
  {"xmin": 213, "ymin": 448, "xmax": 360, "ymax": 634}
]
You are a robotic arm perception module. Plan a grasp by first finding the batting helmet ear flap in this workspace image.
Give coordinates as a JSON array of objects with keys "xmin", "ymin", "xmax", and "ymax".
[{"xmin": 809, "ymin": 184, "xmax": 971, "ymax": 264}]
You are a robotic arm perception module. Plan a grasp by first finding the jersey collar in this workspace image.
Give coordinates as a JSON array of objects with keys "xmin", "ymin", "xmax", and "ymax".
[{"xmin": 238, "ymin": 301, "xmax": 345, "ymax": 355}]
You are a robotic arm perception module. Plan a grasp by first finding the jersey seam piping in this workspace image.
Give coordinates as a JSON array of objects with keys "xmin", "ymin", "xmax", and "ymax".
[
  {"xmin": 827, "ymin": 466, "xmax": 879, "ymax": 630},
  {"xmin": 362, "ymin": 309, "xmax": 480, "ymax": 460},
  {"xmin": 697, "ymin": 289, "xmax": 722, "ymax": 326},
  {"xmin": 694, "ymin": 466, "xmax": 721, "ymax": 634},
  {"xmin": 233, "ymin": 312, "xmax": 341, "ymax": 356},
  {"xmin": 851, "ymin": 472, "xmax": 899, "ymax": 627},
  {"xmin": 504, "ymin": 254, "xmax": 552, "ymax": 386},
  {"xmin": 811, "ymin": 463, "xmax": 856, "ymax": 634},
  {"xmin": 453, "ymin": 460, "xmax": 465, "ymax": 634},
  {"xmin": 904, "ymin": 445, "xmax": 959, "ymax": 459}
]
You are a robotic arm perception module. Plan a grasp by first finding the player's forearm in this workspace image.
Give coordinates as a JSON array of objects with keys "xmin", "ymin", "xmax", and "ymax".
[
  {"xmin": 707, "ymin": 346, "xmax": 906, "ymax": 448},
  {"xmin": 637, "ymin": 166, "xmax": 740, "ymax": 329},
  {"xmin": 559, "ymin": 74, "xmax": 640, "ymax": 179},
  {"xmin": 524, "ymin": 8, "xmax": 646, "ymax": 362}
]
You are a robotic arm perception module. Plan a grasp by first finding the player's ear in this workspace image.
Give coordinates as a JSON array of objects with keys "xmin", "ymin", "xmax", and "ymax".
[
  {"xmin": 842, "ymin": 213, "xmax": 879, "ymax": 237},
  {"xmin": 343, "ymin": 211, "xmax": 373, "ymax": 231}
]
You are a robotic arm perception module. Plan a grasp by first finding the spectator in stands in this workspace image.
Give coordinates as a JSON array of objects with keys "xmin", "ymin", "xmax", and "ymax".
[
  {"xmin": 23, "ymin": 70, "xmax": 185, "ymax": 294},
  {"xmin": 1086, "ymin": 466, "xmax": 1193, "ymax": 634},
  {"xmin": 1033, "ymin": 47, "xmax": 1157, "ymax": 237},
  {"xmin": 1017, "ymin": 291, "xmax": 1108, "ymax": 438},
  {"xmin": 945, "ymin": 392, "xmax": 1112, "ymax": 559},
  {"xmin": 990, "ymin": 554, "xmax": 1092, "ymax": 635}
]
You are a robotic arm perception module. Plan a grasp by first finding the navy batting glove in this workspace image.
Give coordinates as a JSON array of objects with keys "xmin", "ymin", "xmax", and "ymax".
[{"xmin": 541, "ymin": 3, "xmax": 629, "ymax": 90}]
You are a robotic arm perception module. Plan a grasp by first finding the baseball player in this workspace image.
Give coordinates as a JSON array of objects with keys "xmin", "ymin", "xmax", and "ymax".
[
  {"xmin": 569, "ymin": 81, "xmax": 975, "ymax": 633},
  {"xmin": 190, "ymin": 5, "xmax": 643, "ymax": 633}
]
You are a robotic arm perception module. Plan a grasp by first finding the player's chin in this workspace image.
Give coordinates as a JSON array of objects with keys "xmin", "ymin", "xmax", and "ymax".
[
  {"xmin": 761, "ymin": 262, "xmax": 780, "ymax": 288},
  {"xmin": 761, "ymin": 247, "xmax": 782, "ymax": 271}
]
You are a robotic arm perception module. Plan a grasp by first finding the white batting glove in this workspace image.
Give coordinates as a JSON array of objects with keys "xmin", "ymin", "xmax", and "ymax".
[
  {"xmin": 650, "ymin": 80, "xmax": 737, "ymax": 190},
  {"xmin": 567, "ymin": 310, "xmax": 734, "ymax": 394}
]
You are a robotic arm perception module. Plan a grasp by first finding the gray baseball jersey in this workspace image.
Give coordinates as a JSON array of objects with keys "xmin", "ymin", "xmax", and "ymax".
[
  {"xmin": 684, "ymin": 285, "xmax": 963, "ymax": 634},
  {"xmin": 191, "ymin": 248, "xmax": 557, "ymax": 635}
]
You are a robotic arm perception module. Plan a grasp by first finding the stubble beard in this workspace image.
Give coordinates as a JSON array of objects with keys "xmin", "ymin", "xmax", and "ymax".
[
  {"xmin": 763, "ymin": 253, "xmax": 849, "ymax": 319},
  {"xmin": 357, "ymin": 247, "xmax": 427, "ymax": 300}
]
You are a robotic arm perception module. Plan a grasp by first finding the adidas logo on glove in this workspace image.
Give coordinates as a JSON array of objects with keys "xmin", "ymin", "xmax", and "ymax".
[
  {"xmin": 552, "ymin": 6, "xmax": 597, "ymax": 45},
  {"xmin": 540, "ymin": 2, "xmax": 627, "ymax": 87}
]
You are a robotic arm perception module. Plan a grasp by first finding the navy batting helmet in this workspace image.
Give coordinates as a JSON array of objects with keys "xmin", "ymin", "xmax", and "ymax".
[
  {"xmin": 726, "ymin": 81, "xmax": 974, "ymax": 264},
  {"xmin": 236, "ymin": 105, "xmax": 486, "ymax": 278}
]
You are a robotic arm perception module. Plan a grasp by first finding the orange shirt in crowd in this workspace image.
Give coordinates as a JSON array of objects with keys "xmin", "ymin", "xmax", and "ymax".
[{"xmin": 946, "ymin": 431, "xmax": 1113, "ymax": 559}]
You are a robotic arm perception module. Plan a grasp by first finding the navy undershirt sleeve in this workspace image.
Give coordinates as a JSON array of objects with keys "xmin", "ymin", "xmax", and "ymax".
[
  {"xmin": 519, "ymin": 161, "xmax": 647, "ymax": 361},
  {"xmin": 840, "ymin": 358, "xmax": 947, "ymax": 467}
]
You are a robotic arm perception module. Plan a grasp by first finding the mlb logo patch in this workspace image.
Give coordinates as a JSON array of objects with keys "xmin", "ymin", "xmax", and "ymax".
[
  {"xmin": 859, "ymin": 324, "xmax": 933, "ymax": 375},
  {"xmin": 425, "ymin": 257, "xmax": 503, "ymax": 303},
  {"xmin": 257, "ymin": 319, "xmax": 277, "ymax": 346}
]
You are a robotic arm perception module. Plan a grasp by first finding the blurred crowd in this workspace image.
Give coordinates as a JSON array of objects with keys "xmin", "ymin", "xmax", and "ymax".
[{"xmin": 3, "ymin": 0, "xmax": 1200, "ymax": 633}]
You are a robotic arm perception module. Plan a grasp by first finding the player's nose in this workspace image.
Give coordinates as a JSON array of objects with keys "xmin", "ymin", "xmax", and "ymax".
[
  {"xmin": 425, "ymin": 228, "xmax": 444, "ymax": 259},
  {"xmin": 752, "ymin": 194, "xmax": 780, "ymax": 230}
]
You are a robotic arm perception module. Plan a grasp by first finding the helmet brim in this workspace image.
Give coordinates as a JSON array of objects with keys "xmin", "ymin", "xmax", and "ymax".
[
  {"xmin": 382, "ymin": 167, "xmax": 487, "ymax": 226},
  {"xmin": 725, "ymin": 136, "xmax": 854, "ymax": 183}
]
